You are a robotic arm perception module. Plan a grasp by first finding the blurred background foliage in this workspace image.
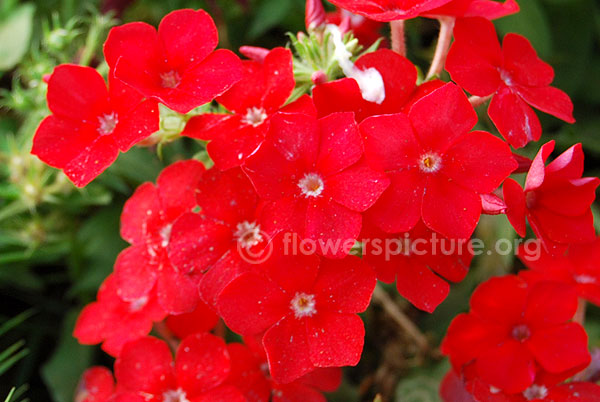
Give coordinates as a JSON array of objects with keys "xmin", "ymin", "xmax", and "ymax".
[{"xmin": 0, "ymin": 0, "xmax": 599, "ymax": 401}]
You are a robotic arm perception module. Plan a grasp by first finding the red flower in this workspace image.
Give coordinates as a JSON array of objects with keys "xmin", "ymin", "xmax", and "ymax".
[
  {"xmin": 243, "ymin": 111, "xmax": 389, "ymax": 258},
  {"xmin": 503, "ymin": 141, "xmax": 599, "ymax": 253},
  {"xmin": 165, "ymin": 300, "xmax": 219, "ymax": 339},
  {"xmin": 31, "ymin": 64, "xmax": 158, "ymax": 187},
  {"xmin": 326, "ymin": 9, "xmax": 387, "ymax": 48},
  {"xmin": 361, "ymin": 219, "xmax": 472, "ymax": 312},
  {"xmin": 216, "ymin": 243, "xmax": 376, "ymax": 383},
  {"xmin": 181, "ymin": 48, "xmax": 298, "ymax": 170},
  {"xmin": 103, "ymin": 9, "xmax": 242, "ymax": 113},
  {"xmin": 313, "ymin": 49, "xmax": 418, "ymax": 122},
  {"xmin": 166, "ymin": 167, "xmax": 265, "ymax": 284},
  {"xmin": 441, "ymin": 275, "xmax": 590, "ymax": 394},
  {"xmin": 116, "ymin": 160, "xmax": 206, "ymax": 315},
  {"xmin": 424, "ymin": 0, "xmax": 519, "ymax": 19},
  {"xmin": 113, "ymin": 334, "xmax": 245, "ymax": 401},
  {"xmin": 441, "ymin": 368, "xmax": 600, "ymax": 402},
  {"xmin": 518, "ymin": 238, "xmax": 600, "ymax": 306},
  {"xmin": 75, "ymin": 367, "xmax": 114, "ymax": 402},
  {"xmin": 226, "ymin": 339, "xmax": 342, "ymax": 401},
  {"xmin": 446, "ymin": 17, "xmax": 575, "ymax": 148},
  {"xmin": 327, "ymin": 0, "xmax": 454, "ymax": 21},
  {"xmin": 73, "ymin": 274, "xmax": 166, "ymax": 356},
  {"xmin": 360, "ymin": 83, "xmax": 517, "ymax": 239}
]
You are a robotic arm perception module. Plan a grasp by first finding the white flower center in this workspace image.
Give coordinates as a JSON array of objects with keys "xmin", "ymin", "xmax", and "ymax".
[
  {"xmin": 242, "ymin": 107, "xmax": 268, "ymax": 127},
  {"xmin": 298, "ymin": 173, "xmax": 324, "ymax": 198},
  {"xmin": 419, "ymin": 152, "xmax": 442, "ymax": 173},
  {"xmin": 97, "ymin": 112, "xmax": 118, "ymax": 135},
  {"xmin": 290, "ymin": 292, "xmax": 317, "ymax": 318},
  {"xmin": 163, "ymin": 389, "xmax": 190, "ymax": 402},
  {"xmin": 160, "ymin": 70, "xmax": 181, "ymax": 89},
  {"xmin": 328, "ymin": 24, "xmax": 385, "ymax": 104},
  {"xmin": 160, "ymin": 224, "xmax": 173, "ymax": 248},
  {"xmin": 500, "ymin": 69, "xmax": 514, "ymax": 87},
  {"xmin": 575, "ymin": 274, "xmax": 596, "ymax": 284},
  {"xmin": 128, "ymin": 295, "xmax": 148, "ymax": 313},
  {"xmin": 234, "ymin": 221, "xmax": 263, "ymax": 249},
  {"xmin": 523, "ymin": 384, "xmax": 548, "ymax": 400}
]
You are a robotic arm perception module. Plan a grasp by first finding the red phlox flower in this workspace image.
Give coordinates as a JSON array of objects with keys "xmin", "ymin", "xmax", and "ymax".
[
  {"xmin": 113, "ymin": 334, "xmax": 245, "ymax": 401},
  {"xmin": 225, "ymin": 338, "xmax": 342, "ymax": 401},
  {"xmin": 503, "ymin": 141, "xmax": 599, "ymax": 254},
  {"xmin": 327, "ymin": 0, "xmax": 454, "ymax": 21},
  {"xmin": 165, "ymin": 300, "xmax": 219, "ymax": 339},
  {"xmin": 103, "ymin": 9, "xmax": 242, "ymax": 113},
  {"xmin": 313, "ymin": 49, "xmax": 418, "ymax": 122},
  {"xmin": 75, "ymin": 366, "xmax": 115, "ymax": 402},
  {"xmin": 446, "ymin": 17, "xmax": 575, "ymax": 148},
  {"xmin": 243, "ymin": 111, "xmax": 389, "ymax": 258},
  {"xmin": 360, "ymin": 82, "xmax": 517, "ymax": 239},
  {"xmin": 423, "ymin": 0, "xmax": 519, "ymax": 19},
  {"xmin": 116, "ymin": 160, "xmax": 206, "ymax": 315},
  {"xmin": 518, "ymin": 238, "xmax": 600, "ymax": 306},
  {"xmin": 361, "ymin": 218, "xmax": 472, "ymax": 312},
  {"xmin": 326, "ymin": 9, "xmax": 388, "ymax": 47},
  {"xmin": 441, "ymin": 367, "xmax": 600, "ymax": 402},
  {"xmin": 182, "ymin": 47, "xmax": 303, "ymax": 170},
  {"xmin": 216, "ymin": 240, "xmax": 376, "ymax": 383},
  {"xmin": 167, "ymin": 167, "xmax": 268, "ymax": 297},
  {"xmin": 73, "ymin": 274, "xmax": 166, "ymax": 357},
  {"xmin": 441, "ymin": 275, "xmax": 590, "ymax": 394},
  {"xmin": 31, "ymin": 64, "xmax": 159, "ymax": 187}
]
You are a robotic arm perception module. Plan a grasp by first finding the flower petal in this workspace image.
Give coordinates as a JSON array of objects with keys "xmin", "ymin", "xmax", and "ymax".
[
  {"xmin": 528, "ymin": 323, "xmax": 590, "ymax": 373},
  {"xmin": 488, "ymin": 87, "xmax": 542, "ymax": 148},
  {"xmin": 306, "ymin": 312, "xmax": 364, "ymax": 368}
]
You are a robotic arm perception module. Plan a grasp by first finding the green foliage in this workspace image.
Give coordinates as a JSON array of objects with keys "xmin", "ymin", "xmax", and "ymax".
[{"xmin": 0, "ymin": 3, "xmax": 35, "ymax": 72}]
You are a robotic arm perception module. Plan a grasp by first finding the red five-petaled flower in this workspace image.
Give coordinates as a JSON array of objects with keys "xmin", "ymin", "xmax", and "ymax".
[
  {"xmin": 73, "ymin": 274, "xmax": 166, "ymax": 357},
  {"xmin": 441, "ymin": 275, "xmax": 590, "ymax": 394},
  {"xmin": 243, "ymin": 111, "xmax": 389, "ymax": 258},
  {"xmin": 217, "ymin": 240, "xmax": 376, "ymax": 384},
  {"xmin": 360, "ymin": 82, "xmax": 517, "ymax": 239},
  {"xmin": 112, "ymin": 334, "xmax": 245, "ymax": 401},
  {"xmin": 116, "ymin": 160, "xmax": 206, "ymax": 315},
  {"xmin": 31, "ymin": 64, "xmax": 159, "ymax": 187},
  {"xmin": 503, "ymin": 141, "xmax": 599, "ymax": 253},
  {"xmin": 103, "ymin": 9, "xmax": 242, "ymax": 113},
  {"xmin": 423, "ymin": 0, "xmax": 519, "ymax": 19},
  {"xmin": 446, "ymin": 17, "xmax": 575, "ymax": 148},
  {"xmin": 182, "ymin": 47, "xmax": 296, "ymax": 170}
]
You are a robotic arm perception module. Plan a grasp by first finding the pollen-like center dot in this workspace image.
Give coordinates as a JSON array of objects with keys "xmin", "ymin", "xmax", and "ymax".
[
  {"xmin": 160, "ymin": 223, "xmax": 173, "ymax": 248},
  {"xmin": 290, "ymin": 292, "xmax": 317, "ymax": 318},
  {"xmin": 235, "ymin": 221, "xmax": 263, "ymax": 249},
  {"xmin": 163, "ymin": 388, "xmax": 190, "ymax": 402},
  {"xmin": 523, "ymin": 384, "xmax": 548, "ymax": 400},
  {"xmin": 511, "ymin": 324, "xmax": 531, "ymax": 342},
  {"xmin": 128, "ymin": 295, "xmax": 148, "ymax": 313},
  {"xmin": 242, "ymin": 107, "xmax": 268, "ymax": 127},
  {"xmin": 160, "ymin": 70, "xmax": 181, "ymax": 89},
  {"xmin": 298, "ymin": 173, "xmax": 325, "ymax": 197},
  {"xmin": 97, "ymin": 112, "xmax": 118, "ymax": 135},
  {"xmin": 419, "ymin": 153, "xmax": 442, "ymax": 173}
]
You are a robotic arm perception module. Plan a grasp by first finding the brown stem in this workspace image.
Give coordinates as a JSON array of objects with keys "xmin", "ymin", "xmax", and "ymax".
[
  {"xmin": 426, "ymin": 17, "xmax": 455, "ymax": 80},
  {"xmin": 390, "ymin": 20, "xmax": 406, "ymax": 57},
  {"xmin": 372, "ymin": 285, "xmax": 429, "ymax": 351}
]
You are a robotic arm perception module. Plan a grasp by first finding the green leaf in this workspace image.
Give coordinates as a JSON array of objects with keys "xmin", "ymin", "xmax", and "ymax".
[
  {"xmin": 0, "ymin": 4, "xmax": 35, "ymax": 71},
  {"xmin": 495, "ymin": 0, "xmax": 552, "ymax": 59},
  {"xmin": 248, "ymin": 0, "xmax": 292, "ymax": 39},
  {"xmin": 41, "ymin": 311, "xmax": 93, "ymax": 402},
  {"xmin": 395, "ymin": 361, "xmax": 450, "ymax": 402}
]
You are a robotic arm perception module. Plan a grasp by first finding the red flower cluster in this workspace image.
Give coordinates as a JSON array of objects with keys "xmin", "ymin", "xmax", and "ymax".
[{"xmin": 30, "ymin": 1, "xmax": 600, "ymax": 401}]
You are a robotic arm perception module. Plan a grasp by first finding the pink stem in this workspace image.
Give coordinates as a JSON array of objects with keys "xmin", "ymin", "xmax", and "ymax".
[
  {"xmin": 574, "ymin": 298, "xmax": 587, "ymax": 325},
  {"xmin": 390, "ymin": 20, "xmax": 406, "ymax": 56},
  {"xmin": 469, "ymin": 94, "xmax": 492, "ymax": 108},
  {"xmin": 426, "ymin": 17, "xmax": 455, "ymax": 80}
]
